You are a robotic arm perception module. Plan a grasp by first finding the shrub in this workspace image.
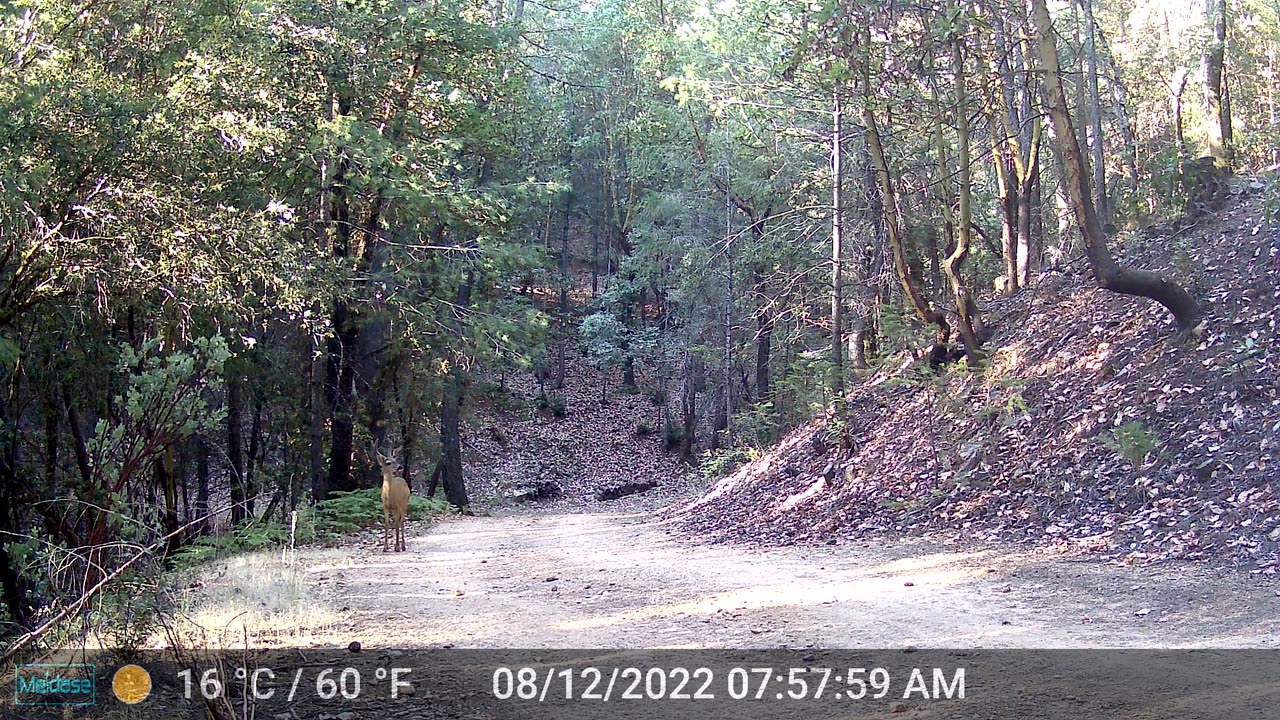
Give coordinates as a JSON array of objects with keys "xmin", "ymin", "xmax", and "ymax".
[
  {"xmin": 173, "ymin": 520, "xmax": 297, "ymax": 569},
  {"xmin": 1102, "ymin": 421, "xmax": 1160, "ymax": 467},
  {"xmin": 643, "ymin": 385, "xmax": 666, "ymax": 406},
  {"xmin": 662, "ymin": 421, "xmax": 683, "ymax": 451},
  {"xmin": 536, "ymin": 394, "xmax": 568, "ymax": 418},
  {"xmin": 313, "ymin": 488, "xmax": 451, "ymax": 538},
  {"xmin": 699, "ymin": 446, "xmax": 756, "ymax": 478}
]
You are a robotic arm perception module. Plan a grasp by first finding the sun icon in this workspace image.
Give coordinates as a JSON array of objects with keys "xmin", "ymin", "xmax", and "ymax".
[{"xmin": 112, "ymin": 664, "xmax": 152, "ymax": 704}]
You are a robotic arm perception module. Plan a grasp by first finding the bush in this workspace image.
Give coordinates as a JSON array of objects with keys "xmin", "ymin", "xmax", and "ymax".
[
  {"xmin": 313, "ymin": 488, "xmax": 452, "ymax": 538},
  {"xmin": 662, "ymin": 421, "xmax": 683, "ymax": 451},
  {"xmin": 536, "ymin": 393, "xmax": 568, "ymax": 418},
  {"xmin": 699, "ymin": 447, "xmax": 756, "ymax": 478},
  {"xmin": 1102, "ymin": 421, "xmax": 1160, "ymax": 467},
  {"xmin": 644, "ymin": 385, "xmax": 667, "ymax": 406},
  {"xmin": 173, "ymin": 520, "xmax": 297, "ymax": 569}
]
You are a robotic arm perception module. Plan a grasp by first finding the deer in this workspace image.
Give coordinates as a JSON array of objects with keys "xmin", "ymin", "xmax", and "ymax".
[{"xmin": 375, "ymin": 449, "xmax": 411, "ymax": 552}]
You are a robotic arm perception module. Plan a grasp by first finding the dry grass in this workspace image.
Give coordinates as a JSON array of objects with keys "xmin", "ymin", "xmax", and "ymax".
[{"xmin": 169, "ymin": 550, "xmax": 348, "ymax": 649}]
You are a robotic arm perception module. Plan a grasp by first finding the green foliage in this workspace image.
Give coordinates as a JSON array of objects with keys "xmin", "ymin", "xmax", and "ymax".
[
  {"xmin": 1262, "ymin": 174, "xmax": 1280, "ymax": 229},
  {"xmin": 729, "ymin": 402, "xmax": 782, "ymax": 449},
  {"xmin": 535, "ymin": 393, "xmax": 568, "ymax": 418},
  {"xmin": 580, "ymin": 313, "xmax": 629, "ymax": 370},
  {"xmin": 699, "ymin": 446, "xmax": 756, "ymax": 479},
  {"xmin": 1102, "ymin": 421, "xmax": 1160, "ymax": 467},
  {"xmin": 173, "ymin": 521, "xmax": 296, "ymax": 569},
  {"xmin": 313, "ymin": 489, "xmax": 452, "ymax": 537},
  {"xmin": 478, "ymin": 379, "xmax": 530, "ymax": 412},
  {"xmin": 90, "ymin": 567, "xmax": 169, "ymax": 659},
  {"xmin": 87, "ymin": 337, "xmax": 229, "ymax": 500},
  {"xmin": 662, "ymin": 421, "xmax": 684, "ymax": 452}
]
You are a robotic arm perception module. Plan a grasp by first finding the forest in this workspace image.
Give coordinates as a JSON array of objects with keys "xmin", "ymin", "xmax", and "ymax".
[{"xmin": 1, "ymin": 0, "xmax": 1278, "ymax": 660}]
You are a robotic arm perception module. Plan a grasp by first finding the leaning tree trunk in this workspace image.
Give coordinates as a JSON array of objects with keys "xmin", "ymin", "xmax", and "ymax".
[
  {"xmin": 865, "ymin": 104, "xmax": 950, "ymax": 357},
  {"xmin": 1030, "ymin": 0, "xmax": 1203, "ymax": 330}
]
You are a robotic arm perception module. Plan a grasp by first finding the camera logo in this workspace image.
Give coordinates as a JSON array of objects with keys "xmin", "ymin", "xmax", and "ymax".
[{"xmin": 13, "ymin": 664, "xmax": 97, "ymax": 706}]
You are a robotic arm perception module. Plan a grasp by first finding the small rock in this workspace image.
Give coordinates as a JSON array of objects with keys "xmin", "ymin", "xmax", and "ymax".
[
  {"xmin": 903, "ymin": 581, "xmax": 915, "ymax": 587},
  {"xmin": 889, "ymin": 702, "xmax": 910, "ymax": 713},
  {"xmin": 822, "ymin": 463, "xmax": 837, "ymax": 480},
  {"xmin": 455, "ymin": 589, "xmax": 465, "ymax": 596},
  {"xmin": 398, "ymin": 684, "xmax": 416, "ymax": 696},
  {"xmin": 1135, "ymin": 608, "xmax": 1151, "ymax": 617},
  {"xmin": 546, "ymin": 576, "xmax": 559, "ymax": 582},
  {"xmin": 388, "ymin": 649, "xmax": 404, "ymax": 658},
  {"xmin": 1001, "ymin": 620, "xmax": 1012, "ymax": 625},
  {"xmin": 1001, "ymin": 585, "xmax": 1012, "ymax": 593},
  {"xmin": 347, "ymin": 641, "xmax": 362, "ymax": 653},
  {"xmin": 826, "ymin": 539, "xmax": 837, "ymax": 546}
]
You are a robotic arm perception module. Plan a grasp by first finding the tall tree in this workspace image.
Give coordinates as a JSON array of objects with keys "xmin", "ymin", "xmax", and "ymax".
[
  {"xmin": 1030, "ymin": 0, "xmax": 1202, "ymax": 330},
  {"xmin": 1202, "ymin": 0, "xmax": 1234, "ymax": 167}
]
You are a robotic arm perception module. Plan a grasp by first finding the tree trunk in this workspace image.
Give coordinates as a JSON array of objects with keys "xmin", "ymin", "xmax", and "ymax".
[
  {"xmin": 195, "ymin": 437, "xmax": 210, "ymax": 532},
  {"xmin": 755, "ymin": 306, "xmax": 773, "ymax": 401},
  {"xmin": 1202, "ymin": 0, "xmax": 1232, "ymax": 167},
  {"xmin": 829, "ymin": 85, "xmax": 845, "ymax": 395},
  {"xmin": 245, "ymin": 394, "xmax": 263, "ymax": 516},
  {"xmin": 1081, "ymin": 0, "xmax": 1108, "ymax": 222},
  {"xmin": 226, "ymin": 373, "xmax": 245, "ymax": 524},
  {"xmin": 439, "ymin": 273, "xmax": 475, "ymax": 511},
  {"xmin": 994, "ymin": 142, "xmax": 1019, "ymax": 293},
  {"xmin": 326, "ymin": 300, "xmax": 358, "ymax": 494},
  {"xmin": 439, "ymin": 369, "xmax": 470, "ymax": 510},
  {"xmin": 865, "ymin": 138, "xmax": 890, "ymax": 362},
  {"xmin": 679, "ymin": 352, "xmax": 700, "ymax": 464},
  {"xmin": 1016, "ymin": 151, "xmax": 1040, "ymax": 287},
  {"xmin": 864, "ymin": 96, "xmax": 950, "ymax": 357},
  {"xmin": 155, "ymin": 449, "xmax": 180, "ymax": 554},
  {"xmin": 308, "ymin": 349, "xmax": 327, "ymax": 502},
  {"xmin": 1030, "ymin": 0, "xmax": 1203, "ymax": 330},
  {"xmin": 943, "ymin": 36, "xmax": 983, "ymax": 364},
  {"xmin": 1095, "ymin": 27, "xmax": 1141, "ymax": 190},
  {"xmin": 1171, "ymin": 68, "xmax": 1189, "ymax": 197},
  {"xmin": 0, "ymin": 380, "xmax": 31, "ymax": 628},
  {"xmin": 556, "ymin": 141, "xmax": 574, "ymax": 391},
  {"xmin": 398, "ymin": 360, "xmax": 417, "ymax": 490}
]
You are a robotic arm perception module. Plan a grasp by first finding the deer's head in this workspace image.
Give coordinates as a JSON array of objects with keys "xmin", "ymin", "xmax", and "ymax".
[{"xmin": 374, "ymin": 449, "xmax": 402, "ymax": 479}]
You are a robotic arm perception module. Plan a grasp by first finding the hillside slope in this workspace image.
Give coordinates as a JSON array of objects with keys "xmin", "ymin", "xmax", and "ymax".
[
  {"xmin": 464, "ymin": 346, "xmax": 697, "ymax": 507},
  {"xmin": 669, "ymin": 184, "xmax": 1279, "ymax": 569}
]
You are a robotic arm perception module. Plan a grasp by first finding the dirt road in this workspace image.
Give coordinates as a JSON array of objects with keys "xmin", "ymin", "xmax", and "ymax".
[{"xmin": 194, "ymin": 507, "xmax": 1280, "ymax": 649}]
